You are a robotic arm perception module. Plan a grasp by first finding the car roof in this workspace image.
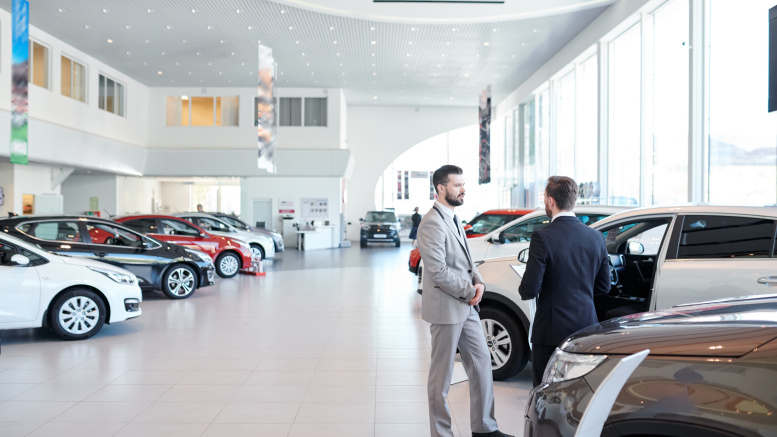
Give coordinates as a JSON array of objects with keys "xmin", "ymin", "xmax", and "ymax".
[
  {"xmin": 591, "ymin": 204, "xmax": 777, "ymax": 228},
  {"xmin": 0, "ymin": 215, "xmax": 118, "ymax": 225},
  {"xmin": 480, "ymin": 205, "xmax": 632, "ymax": 239},
  {"xmin": 115, "ymin": 214, "xmax": 187, "ymax": 220},
  {"xmin": 478, "ymin": 209, "xmax": 536, "ymax": 215}
]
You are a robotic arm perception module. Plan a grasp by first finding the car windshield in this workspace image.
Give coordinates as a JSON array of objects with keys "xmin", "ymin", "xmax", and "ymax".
[
  {"xmin": 221, "ymin": 216, "xmax": 248, "ymax": 229},
  {"xmin": 468, "ymin": 214, "xmax": 519, "ymax": 234},
  {"xmin": 365, "ymin": 212, "xmax": 397, "ymax": 223}
]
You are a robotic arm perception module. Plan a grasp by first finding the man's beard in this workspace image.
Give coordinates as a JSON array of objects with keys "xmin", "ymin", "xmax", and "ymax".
[
  {"xmin": 446, "ymin": 192, "xmax": 464, "ymax": 207},
  {"xmin": 544, "ymin": 199, "xmax": 552, "ymax": 217}
]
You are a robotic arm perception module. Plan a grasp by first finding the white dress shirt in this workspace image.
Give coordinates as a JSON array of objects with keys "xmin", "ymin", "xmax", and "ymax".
[{"xmin": 551, "ymin": 211, "xmax": 576, "ymax": 222}]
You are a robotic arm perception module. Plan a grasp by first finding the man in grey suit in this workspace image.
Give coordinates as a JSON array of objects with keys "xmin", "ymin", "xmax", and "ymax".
[{"xmin": 418, "ymin": 165, "xmax": 513, "ymax": 437}]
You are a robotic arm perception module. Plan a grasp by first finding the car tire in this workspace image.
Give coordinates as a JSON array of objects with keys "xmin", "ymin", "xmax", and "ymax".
[
  {"xmin": 49, "ymin": 288, "xmax": 107, "ymax": 340},
  {"xmin": 395, "ymin": 239, "xmax": 401, "ymax": 247},
  {"xmin": 249, "ymin": 244, "xmax": 265, "ymax": 261},
  {"xmin": 216, "ymin": 251, "xmax": 241, "ymax": 278},
  {"xmin": 162, "ymin": 264, "xmax": 197, "ymax": 299},
  {"xmin": 360, "ymin": 240, "xmax": 367, "ymax": 248},
  {"xmin": 478, "ymin": 306, "xmax": 529, "ymax": 381}
]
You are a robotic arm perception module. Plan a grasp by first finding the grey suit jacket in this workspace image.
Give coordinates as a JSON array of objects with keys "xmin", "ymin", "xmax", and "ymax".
[{"xmin": 417, "ymin": 205, "xmax": 484, "ymax": 325}]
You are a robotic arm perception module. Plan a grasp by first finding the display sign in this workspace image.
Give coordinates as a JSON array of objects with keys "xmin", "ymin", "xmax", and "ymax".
[
  {"xmin": 410, "ymin": 171, "xmax": 428, "ymax": 179},
  {"xmin": 301, "ymin": 198, "xmax": 328, "ymax": 220},
  {"xmin": 10, "ymin": 0, "xmax": 29, "ymax": 166},
  {"xmin": 256, "ymin": 44, "xmax": 277, "ymax": 173},
  {"xmin": 279, "ymin": 199, "xmax": 295, "ymax": 215},
  {"xmin": 478, "ymin": 85, "xmax": 491, "ymax": 184}
]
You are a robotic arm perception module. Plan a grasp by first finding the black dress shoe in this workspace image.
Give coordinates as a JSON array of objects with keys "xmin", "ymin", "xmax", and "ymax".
[{"xmin": 472, "ymin": 431, "xmax": 514, "ymax": 437}]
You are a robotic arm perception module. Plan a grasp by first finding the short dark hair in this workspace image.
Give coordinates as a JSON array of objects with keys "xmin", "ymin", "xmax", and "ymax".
[
  {"xmin": 432, "ymin": 165, "xmax": 463, "ymax": 194},
  {"xmin": 545, "ymin": 176, "xmax": 578, "ymax": 210}
]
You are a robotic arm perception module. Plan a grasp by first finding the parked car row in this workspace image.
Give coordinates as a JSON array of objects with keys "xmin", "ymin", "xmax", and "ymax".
[{"xmin": 0, "ymin": 211, "xmax": 276, "ymax": 340}]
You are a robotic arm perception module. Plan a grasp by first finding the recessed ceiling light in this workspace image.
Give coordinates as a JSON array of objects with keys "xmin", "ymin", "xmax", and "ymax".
[
  {"xmin": 191, "ymin": 9, "xmax": 196, "ymax": 13},
  {"xmin": 311, "ymin": 72, "xmax": 315, "ymax": 75},
  {"xmin": 404, "ymin": 64, "xmax": 408, "ymax": 67},
  {"xmin": 289, "ymin": 26, "xmax": 293, "ymax": 30},
  {"xmin": 372, "ymin": 72, "xmax": 377, "ymax": 76},
  {"xmin": 231, "ymin": 52, "xmax": 235, "ymax": 56},
  {"xmin": 441, "ymin": 54, "xmax": 446, "ymax": 57},
  {"xmin": 372, "ymin": 64, "xmax": 376, "ymax": 67},
  {"xmin": 512, "ymin": 54, "xmax": 515, "ymax": 58},
  {"xmin": 451, "ymin": 28, "xmax": 457, "ymax": 32},
  {"xmin": 84, "ymin": 25, "xmax": 90, "ymax": 29},
  {"xmin": 241, "ymin": 62, "xmax": 245, "ymax": 66},
  {"xmin": 437, "ymin": 64, "xmax": 441, "ymax": 67},
  {"xmin": 306, "ymin": 63, "xmax": 310, "ymax": 66},
  {"xmin": 58, "ymin": 8, "xmax": 63, "ymax": 12},
  {"xmin": 406, "ymin": 53, "xmax": 411, "ymax": 57},
  {"xmin": 147, "ymin": 8, "xmax": 152, "ymax": 13},
  {"xmin": 373, "ymin": 96, "xmax": 378, "ymax": 100},
  {"xmin": 336, "ymin": 53, "xmax": 340, "ymax": 56},
  {"xmin": 175, "ymin": 62, "xmax": 180, "ymax": 65},
  {"xmin": 371, "ymin": 53, "xmax": 375, "ymax": 57},
  {"xmin": 371, "ymin": 41, "xmax": 376, "ymax": 45},
  {"xmin": 107, "ymin": 39, "xmax": 113, "ymax": 43},
  {"xmin": 220, "ymin": 40, "xmax": 224, "ymax": 44},
  {"xmin": 125, "ymin": 25, "xmax": 131, "ymax": 30},
  {"xmin": 446, "ymin": 42, "xmax": 450, "ymax": 45},
  {"xmin": 464, "ymin": 74, "xmax": 470, "ymax": 77},
  {"xmin": 280, "ymin": 72, "xmax": 284, "ymax": 75},
  {"xmin": 450, "ymin": 97, "xmax": 454, "ymax": 100},
  {"xmin": 330, "ymin": 26, "xmax": 334, "ymax": 30},
  {"xmin": 157, "ymin": 71, "xmax": 163, "ymax": 75},
  {"xmin": 403, "ymin": 73, "xmax": 407, "ymax": 76},
  {"xmin": 521, "ymin": 42, "xmax": 526, "ymax": 46},
  {"xmin": 281, "ymin": 9, "xmax": 285, "ymax": 13},
  {"xmin": 182, "ymin": 39, "xmax": 187, "ymax": 44},
  {"xmin": 145, "ymin": 39, "xmax": 150, "ymax": 43},
  {"xmin": 411, "ymin": 27, "xmax": 416, "ymax": 31},
  {"xmin": 200, "ymin": 79, "xmax": 204, "ymax": 82},
  {"xmin": 533, "ymin": 28, "xmax": 539, "ymax": 33},
  {"xmin": 236, "ymin": 9, "xmax": 241, "ymax": 13},
  {"xmin": 218, "ymin": 72, "xmax": 222, "ymax": 75},
  {"xmin": 142, "ymin": 61, "xmax": 147, "ymax": 65},
  {"xmin": 476, "ymin": 54, "xmax": 480, "ymax": 57},
  {"xmin": 484, "ymin": 42, "xmax": 490, "ymax": 46},
  {"xmin": 342, "ymin": 72, "xmax": 345, "ymax": 75},
  {"xmin": 166, "ymin": 25, "xmax": 172, "ymax": 30},
  {"xmin": 188, "ymin": 71, "xmax": 192, "ymax": 75},
  {"xmin": 333, "ymin": 41, "xmax": 337, "ymax": 44},
  {"xmin": 102, "ymin": 8, "xmax": 108, "ymax": 13},
  {"xmin": 196, "ymin": 51, "xmax": 201, "ymax": 55},
  {"xmin": 370, "ymin": 27, "xmax": 375, "ymax": 31},
  {"xmin": 296, "ymin": 41, "xmax": 300, "ymax": 44},
  {"xmin": 248, "ymin": 26, "xmax": 252, "ymax": 30},
  {"xmin": 126, "ymin": 51, "xmax": 131, "ymax": 55},
  {"xmin": 339, "ymin": 63, "xmax": 343, "ymax": 66},
  {"xmin": 160, "ymin": 51, "xmax": 165, "ymax": 55},
  {"xmin": 208, "ymin": 62, "xmax": 213, "ymax": 66},
  {"xmin": 493, "ymin": 28, "xmax": 497, "ymax": 32},
  {"xmin": 301, "ymin": 52, "xmax": 306, "ymax": 56},
  {"xmin": 408, "ymin": 41, "xmax": 413, "ymax": 45}
]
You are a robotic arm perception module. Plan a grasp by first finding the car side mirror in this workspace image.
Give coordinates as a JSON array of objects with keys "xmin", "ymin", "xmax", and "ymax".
[
  {"xmin": 518, "ymin": 248, "xmax": 530, "ymax": 264},
  {"xmin": 10, "ymin": 254, "xmax": 30, "ymax": 266},
  {"xmin": 359, "ymin": 218, "xmax": 364, "ymax": 222},
  {"xmin": 498, "ymin": 232, "xmax": 506, "ymax": 244},
  {"xmin": 627, "ymin": 241, "xmax": 645, "ymax": 255}
]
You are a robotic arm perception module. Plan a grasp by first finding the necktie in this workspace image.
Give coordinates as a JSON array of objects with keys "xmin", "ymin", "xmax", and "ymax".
[{"xmin": 453, "ymin": 215, "xmax": 461, "ymax": 236}]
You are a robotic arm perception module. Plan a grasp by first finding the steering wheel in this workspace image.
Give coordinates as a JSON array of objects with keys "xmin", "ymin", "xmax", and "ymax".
[{"xmin": 609, "ymin": 257, "xmax": 619, "ymax": 288}]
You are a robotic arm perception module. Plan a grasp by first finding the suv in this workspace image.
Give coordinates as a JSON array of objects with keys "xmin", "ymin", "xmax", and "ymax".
[
  {"xmin": 360, "ymin": 211, "xmax": 401, "ymax": 247},
  {"xmin": 475, "ymin": 205, "xmax": 777, "ymax": 380}
]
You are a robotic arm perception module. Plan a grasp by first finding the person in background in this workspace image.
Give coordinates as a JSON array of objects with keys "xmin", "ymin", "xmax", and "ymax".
[
  {"xmin": 409, "ymin": 206, "xmax": 422, "ymax": 245},
  {"xmin": 518, "ymin": 176, "xmax": 610, "ymax": 386},
  {"xmin": 196, "ymin": 204, "xmax": 204, "ymax": 212}
]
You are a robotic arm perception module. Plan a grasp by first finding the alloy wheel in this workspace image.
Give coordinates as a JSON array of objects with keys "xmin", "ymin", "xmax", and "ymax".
[
  {"xmin": 168, "ymin": 267, "xmax": 195, "ymax": 297},
  {"xmin": 219, "ymin": 254, "xmax": 239, "ymax": 276},
  {"xmin": 481, "ymin": 318, "xmax": 512, "ymax": 370},
  {"xmin": 58, "ymin": 296, "xmax": 100, "ymax": 335}
]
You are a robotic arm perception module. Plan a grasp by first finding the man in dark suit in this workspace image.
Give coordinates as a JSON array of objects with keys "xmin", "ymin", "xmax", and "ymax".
[{"xmin": 518, "ymin": 176, "xmax": 610, "ymax": 387}]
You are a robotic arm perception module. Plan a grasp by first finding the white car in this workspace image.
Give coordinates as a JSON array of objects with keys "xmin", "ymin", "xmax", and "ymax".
[
  {"xmin": 416, "ymin": 206, "xmax": 629, "ymax": 293},
  {"xmin": 0, "ymin": 233, "xmax": 142, "ymax": 340},
  {"xmin": 475, "ymin": 204, "xmax": 777, "ymax": 380},
  {"xmin": 174, "ymin": 213, "xmax": 276, "ymax": 260}
]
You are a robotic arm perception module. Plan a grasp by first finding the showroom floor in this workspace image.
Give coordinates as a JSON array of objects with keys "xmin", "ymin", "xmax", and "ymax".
[{"xmin": 0, "ymin": 245, "xmax": 532, "ymax": 437}]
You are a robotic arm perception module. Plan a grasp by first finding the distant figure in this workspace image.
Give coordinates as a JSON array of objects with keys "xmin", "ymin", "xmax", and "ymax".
[
  {"xmin": 409, "ymin": 207, "xmax": 422, "ymax": 245},
  {"xmin": 196, "ymin": 204, "xmax": 204, "ymax": 212}
]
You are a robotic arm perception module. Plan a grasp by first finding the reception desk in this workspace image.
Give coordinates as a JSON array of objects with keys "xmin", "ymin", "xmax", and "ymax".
[{"xmin": 295, "ymin": 225, "xmax": 337, "ymax": 250}]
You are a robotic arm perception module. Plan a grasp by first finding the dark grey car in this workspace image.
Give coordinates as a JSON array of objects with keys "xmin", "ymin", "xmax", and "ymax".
[{"xmin": 525, "ymin": 295, "xmax": 777, "ymax": 437}]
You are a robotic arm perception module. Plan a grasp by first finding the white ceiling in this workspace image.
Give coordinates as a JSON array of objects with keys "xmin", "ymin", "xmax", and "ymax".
[{"xmin": 0, "ymin": 0, "xmax": 612, "ymax": 107}]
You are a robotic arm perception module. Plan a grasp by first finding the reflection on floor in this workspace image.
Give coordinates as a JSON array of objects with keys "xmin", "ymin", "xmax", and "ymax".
[{"xmin": 0, "ymin": 244, "xmax": 532, "ymax": 437}]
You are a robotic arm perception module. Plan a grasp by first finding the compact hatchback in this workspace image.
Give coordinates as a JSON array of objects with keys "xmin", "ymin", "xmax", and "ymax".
[
  {"xmin": 115, "ymin": 215, "xmax": 254, "ymax": 278},
  {"xmin": 526, "ymin": 295, "xmax": 777, "ymax": 437},
  {"xmin": 0, "ymin": 232, "xmax": 142, "ymax": 340},
  {"xmin": 475, "ymin": 205, "xmax": 777, "ymax": 380},
  {"xmin": 0, "ymin": 216, "xmax": 216, "ymax": 299}
]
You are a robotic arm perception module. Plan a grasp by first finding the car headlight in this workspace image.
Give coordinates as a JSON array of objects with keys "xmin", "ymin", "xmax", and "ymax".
[
  {"xmin": 361, "ymin": 225, "xmax": 371, "ymax": 231},
  {"xmin": 186, "ymin": 248, "xmax": 213, "ymax": 264},
  {"xmin": 88, "ymin": 266, "xmax": 136, "ymax": 285},
  {"xmin": 542, "ymin": 349, "xmax": 607, "ymax": 384}
]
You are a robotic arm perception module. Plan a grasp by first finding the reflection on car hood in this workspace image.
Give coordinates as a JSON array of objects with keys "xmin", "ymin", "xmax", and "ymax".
[
  {"xmin": 561, "ymin": 298, "xmax": 777, "ymax": 358},
  {"xmin": 57, "ymin": 254, "xmax": 135, "ymax": 275}
]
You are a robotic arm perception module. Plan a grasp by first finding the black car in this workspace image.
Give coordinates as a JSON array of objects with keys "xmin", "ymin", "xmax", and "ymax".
[
  {"xmin": 0, "ymin": 216, "xmax": 215, "ymax": 299},
  {"xmin": 360, "ymin": 211, "xmax": 401, "ymax": 247},
  {"xmin": 525, "ymin": 295, "xmax": 777, "ymax": 437},
  {"xmin": 208, "ymin": 212, "xmax": 285, "ymax": 252}
]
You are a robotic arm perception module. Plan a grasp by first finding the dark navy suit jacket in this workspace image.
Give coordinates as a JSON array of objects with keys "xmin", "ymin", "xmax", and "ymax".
[{"xmin": 518, "ymin": 215, "xmax": 610, "ymax": 347}]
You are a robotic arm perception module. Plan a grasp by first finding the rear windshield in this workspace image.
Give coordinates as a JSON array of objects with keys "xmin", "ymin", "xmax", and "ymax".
[{"xmin": 365, "ymin": 212, "xmax": 397, "ymax": 223}]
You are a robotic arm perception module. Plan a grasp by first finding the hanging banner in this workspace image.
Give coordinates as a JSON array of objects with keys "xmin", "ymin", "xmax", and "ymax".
[
  {"xmin": 397, "ymin": 171, "xmax": 402, "ymax": 200},
  {"xmin": 10, "ymin": 0, "xmax": 29, "ymax": 165},
  {"xmin": 404, "ymin": 171, "xmax": 409, "ymax": 199},
  {"xmin": 478, "ymin": 85, "xmax": 491, "ymax": 184},
  {"xmin": 257, "ymin": 44, "xmax": 277, "ymax": 173}
]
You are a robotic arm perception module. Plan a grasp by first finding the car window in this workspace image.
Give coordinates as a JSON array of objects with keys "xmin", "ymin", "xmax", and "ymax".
[
  {"xmin": 195, "ymin": 217, "xmax": 232, "ymax": 231},
  {"xmin": 122, "ymin": 218, "xmax": 158, "ymax": 234},
  {"xmin": 678, "ymin": 215, "xmax": 775, "ymax": 259},
  {"xmin": 85, "ymin": 223, "xmax": 143, "ymax": 248},
  {"xmin": 0, "ymin": 241, "xmax": 17, "ymax": 265},
  {"xmin": 20, "ymin": 248, "xmax": 47, "ymax": 266},
  {"xmin": 221, "ymin": 216, "xmax": 249, "ymax": 230},
  {"xmin": 20, "ymin": 221, "xmax": 82, "ymax": 242},
  {"xmin": 161, "ymin": 219, "xmax": 201, "ymax": 237},
  {"xmin": 502, "ymin": 216, "xmax": 551, "ymax": 243},
  {"xmin": 602, "ymin": 220, "xmax": 670, "ymax": 255},
  {"xmin": 365, "ymin": 212, "xmax": 397, "ymax": 223},
  {"xmin": 577, "ymin": 214, "xmax": 611, "ymax": 226}
]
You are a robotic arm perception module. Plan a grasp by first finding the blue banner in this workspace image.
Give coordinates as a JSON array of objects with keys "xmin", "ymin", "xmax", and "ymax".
[{"xmin": 10, "ymin": 0, "xmax": 29, "ymax": 165}]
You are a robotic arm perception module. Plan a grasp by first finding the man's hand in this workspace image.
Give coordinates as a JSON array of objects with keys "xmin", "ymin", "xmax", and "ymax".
[{"xmin": 469, "ymin": 283, "xmax": 484, "ymax": 306}]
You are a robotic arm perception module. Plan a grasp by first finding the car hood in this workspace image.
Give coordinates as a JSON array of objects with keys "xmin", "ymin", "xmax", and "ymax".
[
  {"xmin": 56, "ymin": 253, "xmax": 135, "ymax": 275},
  {"xmin": 561, "ymin": 299, "xmax": 777, "ymax": 358},
  {"xmin": 364, "ymin": 222, "xmax": 396, "ymax": 226}
]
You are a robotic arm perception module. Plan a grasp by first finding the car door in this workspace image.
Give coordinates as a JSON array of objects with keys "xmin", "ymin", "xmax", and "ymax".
[
  {"xmin": 654, "ymin": 214, "xmax": 777, "ymax": 309},
  {"xmin": 84, "ymin": 221, "xmax": 159, "ymax": 285},
  {"xmin": 159, "ymin": 218, "xmax": 219, "ymax": 257},
  {"xmin": 0, "ymin": 240, "xmax": 41, "ymax": 323}
]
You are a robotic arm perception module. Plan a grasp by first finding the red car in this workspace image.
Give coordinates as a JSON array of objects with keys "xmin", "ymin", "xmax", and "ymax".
[
  {"xmin": 115, "ymin": 215, "xmax": 254, "ymax": 279},
  {"xmin": 408, "ymin": 209, "xmax": 534, "ymax": 274}
]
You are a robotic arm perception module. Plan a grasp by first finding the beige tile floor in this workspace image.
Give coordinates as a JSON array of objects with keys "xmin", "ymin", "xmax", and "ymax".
[{"xmin": 0, "ymin": 246, "xmax": 533, "ymax": 436}]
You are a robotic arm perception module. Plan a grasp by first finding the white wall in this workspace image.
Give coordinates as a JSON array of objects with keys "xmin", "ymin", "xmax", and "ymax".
[
  {"xmin": 12, "ymin": 164, "xmax": 62, "ymax": 215},
  {"xmin": 346, "ymin": 106, "xmax": 476, "ymax": 239},
  {"xmin": 276, "ymin": 88, "xmax": 346, "ymax": 150},
  {"xmin": 117, "ymin": 176, "xmax": 162, "ymax": 216},
  {"xmin": 159, "ymin": 182, "xmax": 192, "ymax": 215},
  {"xmin": 240, "ymin": 176, "xmax": 343, "ymax": 238},
  {"xmin": 61, "ymin": 174, "xmax": 118, "ymax": 216}
]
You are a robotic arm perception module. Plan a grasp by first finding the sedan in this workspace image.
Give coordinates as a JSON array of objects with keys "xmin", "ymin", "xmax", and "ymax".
[
  {"xmin": 0, "ymin": 232, "xmax": 142, "ymax": 340},
  {"xmin": 526, "ymin": 295, "xmax": 777, "ymax": 437},
  {"xmin": 207, "ymin": 212, "xmax": 285, "ymax": 253},
  {"xmin": 0, "ymin": 216, "xmax": 216, "ymax": 299},
  {"xmin": 173, "ymin": 213, "xmax": 276, "ymax": 260},
  {"xmin": 115, "ymin": 214, "xmax": 254, "ymax": 278}
]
